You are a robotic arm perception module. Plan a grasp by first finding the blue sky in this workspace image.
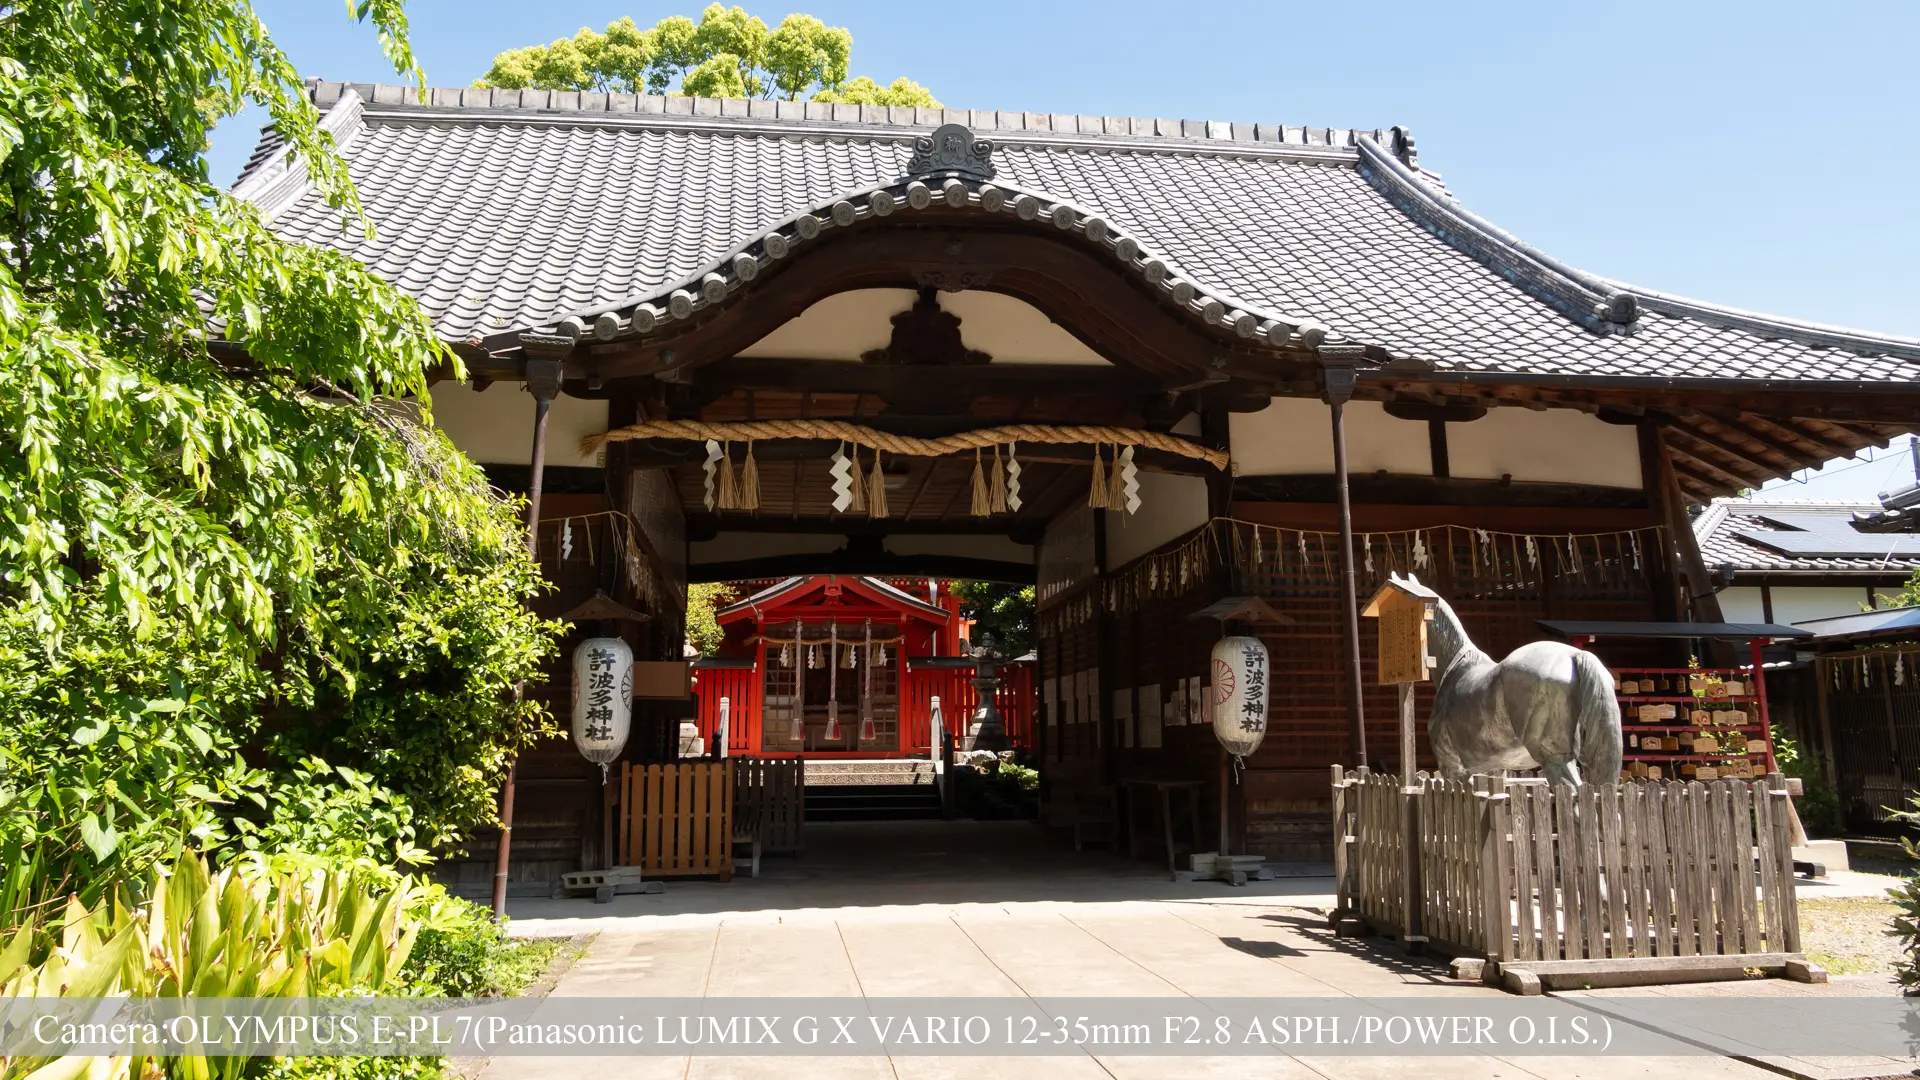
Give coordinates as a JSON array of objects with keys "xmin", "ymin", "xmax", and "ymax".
[{"xmin": 210, "ymin": 1, "xmax": 1920, "ymax": 500}]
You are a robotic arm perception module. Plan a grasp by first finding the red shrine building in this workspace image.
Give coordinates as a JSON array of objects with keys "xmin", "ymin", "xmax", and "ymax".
[{"xmin": 690, "ymin": 576, "xmax": 1034, "ymax": 759}]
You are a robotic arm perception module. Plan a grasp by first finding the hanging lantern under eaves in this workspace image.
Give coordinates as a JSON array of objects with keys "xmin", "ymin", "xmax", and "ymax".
[
  {"xmin": 1210, "ymin": 635, "xmax": 1270, "ymax": 765},
  {"xmin": 571, "ymin": 637, "xmax": 633, "ymax": 780}
]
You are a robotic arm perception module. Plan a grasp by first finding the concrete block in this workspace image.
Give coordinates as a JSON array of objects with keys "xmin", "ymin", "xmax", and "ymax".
[
  {"xmin": 1791, "ymin": 839, "xmax": 1849, "ymax": 874},
  {"xmin": 1785, "ymin": 958, "xmax": 1828, "ymax": 984}
]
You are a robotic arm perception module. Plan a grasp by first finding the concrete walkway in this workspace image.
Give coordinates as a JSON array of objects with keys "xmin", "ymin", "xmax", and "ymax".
[{"xmin": 482, "ymin": 821, "xmax": 1908, "ymax": 1080}]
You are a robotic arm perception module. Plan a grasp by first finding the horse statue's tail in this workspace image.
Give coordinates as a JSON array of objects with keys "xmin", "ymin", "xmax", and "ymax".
[{"xmin": 1571, "ymin": 650, "xmax": 1624, "ymax": 783}]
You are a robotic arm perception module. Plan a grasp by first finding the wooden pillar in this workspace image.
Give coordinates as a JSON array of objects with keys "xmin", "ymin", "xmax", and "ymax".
[
  {"xmin": 1814, "ymin": 655, "xmax": 1839, "ymax": 789},
  {"xmin": 1200, "ymin": 393, "xmax": 1233, "ymax": 519},
  {"xmin": 494, "ymin": 356, "xmax": 566, "ymax": 921},
  {"xmin": 1637, "ymin": 421, "xmax": 1684, "ymax": 624}
]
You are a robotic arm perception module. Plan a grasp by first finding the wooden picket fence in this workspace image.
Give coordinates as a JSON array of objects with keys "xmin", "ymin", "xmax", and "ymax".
[
  {"xmin": 614, "ymin": 761, "xmax": 735, "ymax": 880},
  {"xmin": 1332, "ymin": 766, "xmax": 1811, "ymax": 990},
  {"xmin": 734, "ymin": 757, "xmax": 806, "ymax": 854}
]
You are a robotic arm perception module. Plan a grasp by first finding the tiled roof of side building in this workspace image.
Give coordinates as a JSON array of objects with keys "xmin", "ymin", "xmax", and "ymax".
[
  {"xmin": 1694, "ymin": 498, "xmax": 1920, "ymax": 575},
  {"xmin": 232, "ymin": 81, "xmax": 1920, "ymax": 387}
]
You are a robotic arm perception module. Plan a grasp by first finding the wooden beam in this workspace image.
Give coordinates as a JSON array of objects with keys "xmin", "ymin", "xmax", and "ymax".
[
  {"xmin": 682, "ymin": 514, "xmax": 1027, "ymax": 536},
  {"xmin": 690, "ymin": 551, "xmax": 1035, "ymax": 585},
  {"xmin": 1655, "ymin": 428, "xmax": 1727, "ymax": 625},
  {"xmin": 1712, "ymin": 409, "xmax": 1858, "ymax": 461},
  {"xmin": 1230, "ymin": 473, "xmax": 1651, "ymax": 509},
  {"xmin": 693, "ymin": 356, "xmax": 1160, "ymax": 401},
  {"xmin": 1660, "ymin": 417, "xmax": 1808, "ymax": 477},
  {"xmin": 613, "ymin": 436, "xmax": 1217, "ymax": 477},
  {"xmin": 1662, "ymin": 443, "xmax": 1754, "ymax": 493},
  {"xmin": 1360, "ymin": 374, "xmax": 1920, "ymax": 425}
]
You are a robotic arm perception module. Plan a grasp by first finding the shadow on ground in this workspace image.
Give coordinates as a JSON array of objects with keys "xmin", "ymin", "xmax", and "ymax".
[{"xmin": 503, "ymin": 819, "xmax": 1336, "ymax": 926}]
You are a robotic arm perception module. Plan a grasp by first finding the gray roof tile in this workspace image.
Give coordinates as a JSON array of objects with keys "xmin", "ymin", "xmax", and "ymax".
[
  {"xmin": 234, "ymin": 81, "xmax": 1920, "ymax": 384},
  {"xmin": 1695, "ymin": 499, "xmax": 1920, "ymax": 576}
]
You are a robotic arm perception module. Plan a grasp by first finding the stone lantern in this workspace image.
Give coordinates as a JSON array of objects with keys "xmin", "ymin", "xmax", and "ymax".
[{"xmin": 963, "ymin": 634, "xmax": 1009, "ymax": 752}]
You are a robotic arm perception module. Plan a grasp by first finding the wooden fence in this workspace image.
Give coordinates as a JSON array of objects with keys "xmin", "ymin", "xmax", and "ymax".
[
  {"xmin": 1333, "ymin": 766, "xmax": 1810, "ymax": 990},
  {"xmin": 611, "ymin": 761, "xmax": 735, "ymax": 880},
  {"xmin": 735, "ymin": 757, "xmax": 805, "ymax": 854}
]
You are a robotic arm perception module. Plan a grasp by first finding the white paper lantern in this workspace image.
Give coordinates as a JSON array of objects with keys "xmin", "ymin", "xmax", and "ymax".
[
  {"xmin": 571, "ymin": 637, "xmax": 633, "ymax": 778},
  {"xmin": 1210, "ymin": 635, "xmax": 1270, "ymax": 762}
]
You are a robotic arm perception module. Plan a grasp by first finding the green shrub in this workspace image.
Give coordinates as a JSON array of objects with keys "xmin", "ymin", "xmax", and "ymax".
[
  {"xmin": 1883, "ymin": 794, "xmax": 1920, "ymax": 994},
  {"xmin": 1774, "ymin": 728, "xmax": 1844, "ymax": 836},
  {"xmin": 401, "ymin": 889, "xmax": 563, "ymax": 998},
  {"xmin": 953, "ymin": 761, "xmax": 1039, "ymax": 820},
  {"xmin": 262, "ymin": 1057, "xmax": 448, "ymax": 1080}
]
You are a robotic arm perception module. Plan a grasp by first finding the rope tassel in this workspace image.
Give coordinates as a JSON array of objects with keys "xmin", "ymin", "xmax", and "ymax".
[
  {"xmin": 738, "ymin": 442, "xmax": 760, "ymax": 511},
  {"xmin": 1088, "ymin": 446, "xmax": 1110, "ymax": 509},
  {"xmin": 867, "ymin": 450, "xmax": 888, "ymax": 518},
  {"xmin": 990, "ymin": 444, "xmax": 1009, "ymax": 513},
  {"xmin": 1107, "ymin": 443, "xmax": 1127, "ymax": 509},
  {"xmin": 971, "ymin": 448, "xmax": 991, "ymax": 516}
]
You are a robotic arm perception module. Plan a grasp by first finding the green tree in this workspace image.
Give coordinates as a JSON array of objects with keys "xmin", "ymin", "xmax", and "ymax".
[
  {"xmin": 684, "ymin": 582, "xmax": 740, "ymax": 655},
  {"xmin": 475, "ymin": 5, "xmax": 939, "ymax": 106},
  {"xmin": 950, "ymin": 582, "xmax": 1036, "ymax": 660},
  {"xmin": 0, "ymin": 0, "xmax": 560, "ymax": 904}
]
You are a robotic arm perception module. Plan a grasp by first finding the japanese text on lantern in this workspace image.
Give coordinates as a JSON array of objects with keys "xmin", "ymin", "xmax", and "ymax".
[
  {"xmin": 1239, "ymin": 643, "xmax": 1267, "ymax": 733},
  {"xmin": 584, "ymin": 646, "xmax": 618, "ymax": 742}
]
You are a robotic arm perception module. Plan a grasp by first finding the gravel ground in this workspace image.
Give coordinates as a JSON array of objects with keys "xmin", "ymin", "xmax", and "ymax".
[{"xmin": 1799, "ymin": 895, "xmax": 1905, "ymax": 976}]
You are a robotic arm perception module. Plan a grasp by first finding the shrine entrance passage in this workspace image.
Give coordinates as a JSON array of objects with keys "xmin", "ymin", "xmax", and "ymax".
[{"xmin": 687, "ymin": 575, "xmax": 1037, "ymax": 761}]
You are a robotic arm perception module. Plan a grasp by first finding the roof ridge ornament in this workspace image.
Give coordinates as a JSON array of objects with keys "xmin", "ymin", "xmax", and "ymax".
[{"xmin": 906, "ymin": 123, "xmax": 995, "ymax": 180}]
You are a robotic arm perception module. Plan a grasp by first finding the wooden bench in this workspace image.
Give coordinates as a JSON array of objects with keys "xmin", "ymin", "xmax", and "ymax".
[{"xmin": 1067, "ymin": 785, "xmax": 1121, "ymax": 852}]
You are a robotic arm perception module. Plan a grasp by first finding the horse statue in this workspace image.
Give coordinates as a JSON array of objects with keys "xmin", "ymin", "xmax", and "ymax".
[{"xmin": 1415, "ymin": 576, "xmax": 1622, "ymax": 786}]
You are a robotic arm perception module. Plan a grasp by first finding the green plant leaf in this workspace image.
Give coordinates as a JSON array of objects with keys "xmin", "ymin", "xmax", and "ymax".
[{"xmin": 78, "ymin": 814, "xmax": 121, "ymax": 861}]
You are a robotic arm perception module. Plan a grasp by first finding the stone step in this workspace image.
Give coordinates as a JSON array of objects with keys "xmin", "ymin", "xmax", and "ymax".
[
  {"xmin": 802, "ymin": 759, "xmax": 938, "ymax": 787},
  {"xmin": 804, "ymin": 781, "xmax": 943, "ymax": 823}
]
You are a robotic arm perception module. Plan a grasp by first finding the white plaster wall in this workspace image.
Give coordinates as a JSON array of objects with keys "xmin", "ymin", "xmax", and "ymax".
[
  {"xmin": 1769, "ymin": 586, "xmax": 1879, "ymax": 627},
  {"xmin": 736, "ymin": 287, "xmax": 1110, "ymax": 365},
  {"xmin": 1229, "ymin": 398, "xmax": 1430, "ymax": 476},
  {"xmin": 1717, "ymin": 587, "xmax": 1767, "ymax": 624},
  {"xmin": 941, "ymin": 291, "xmax": 1108, "ymax": 365},
  {"xmin": 737, "ymin": 289, "xmax": 907, "ymax": 359},
  {"xmin": 1447, "ymin": 408, "xmax": 1641, "ymax": 489},
  {"xmin": 427, "ymin": 382, "xmax": 607, "ymax": 469},
  {"xmin": 1105, "ymin": 471, "xmax": 1210, "ymax": 567}
]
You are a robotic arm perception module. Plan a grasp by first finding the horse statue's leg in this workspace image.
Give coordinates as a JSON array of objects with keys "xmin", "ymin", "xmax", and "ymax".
[{"xmin": 1542, "ymin": 759, "xmax": 1583, "ymax": 787}]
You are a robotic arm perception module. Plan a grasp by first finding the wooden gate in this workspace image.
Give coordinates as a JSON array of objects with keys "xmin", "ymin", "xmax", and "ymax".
[
  {"xmin": 612, "ymin": 761, "xmax": 735, "ymax": 879},
  {"xmin": 734, "ymin": 757, "xmax": 806, "ymax": 854},
  {"xmin": 1333, "ymin": 766, "xmax": 1813, "ymax": 991}
]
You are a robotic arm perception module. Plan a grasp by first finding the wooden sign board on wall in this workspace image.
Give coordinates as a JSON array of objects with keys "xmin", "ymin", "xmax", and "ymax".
[{"xmin": 632, "ymin": 660, "xmax": 691, "ymax": 699}]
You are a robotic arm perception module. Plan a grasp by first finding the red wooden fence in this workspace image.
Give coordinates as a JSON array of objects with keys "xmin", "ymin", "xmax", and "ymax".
[{"xmin": 690, "ymin": 664, "xmax": 756, "ymax": 755}]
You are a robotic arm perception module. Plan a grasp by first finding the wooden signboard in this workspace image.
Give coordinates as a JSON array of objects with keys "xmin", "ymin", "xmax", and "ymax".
[
  {"xmin": 1361, "ymin": 576, "xmax": 1440, "ymax": 686},
  {"xmin": 632, "ymin": 660, "xmax": 691, "ymax": 699}
]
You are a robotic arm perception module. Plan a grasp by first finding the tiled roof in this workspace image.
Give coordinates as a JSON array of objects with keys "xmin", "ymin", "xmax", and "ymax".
[
  {"xmin": 1694, "ymin": 498, "xmax": 1920, "ymax": 576},
  {"xmin": 233, "ymin": 81, "xmax": 1920, "ymax": 386}
]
